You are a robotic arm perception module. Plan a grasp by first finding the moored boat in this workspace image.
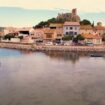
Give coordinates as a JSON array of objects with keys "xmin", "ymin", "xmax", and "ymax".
[{"xmin": 90, "ymin": 54, "xmax": 104, "ymax": 57}]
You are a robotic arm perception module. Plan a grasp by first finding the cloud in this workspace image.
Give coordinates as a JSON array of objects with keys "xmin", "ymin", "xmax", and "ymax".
[
  {"xmin": 0, "ymin": 0, "xmax": 105, "ymax": 12},
  {"xmin": 0, "ymin": 7, "xmax": 105, "ymax": 27}
]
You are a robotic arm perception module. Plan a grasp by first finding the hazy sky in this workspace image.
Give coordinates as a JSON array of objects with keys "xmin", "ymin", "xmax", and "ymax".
[
  {"xmin": 0, "ymin": 0, "xmax": 105, "ymax": 12},
  {"xmin": 0, "ymin": 0, "xmax": 105, "ymax": 27}
]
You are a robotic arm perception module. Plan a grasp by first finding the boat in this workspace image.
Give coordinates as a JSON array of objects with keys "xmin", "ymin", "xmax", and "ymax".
[{"xmin": 90, "ymin": 54, "xmax": 104, "ymax": 57}]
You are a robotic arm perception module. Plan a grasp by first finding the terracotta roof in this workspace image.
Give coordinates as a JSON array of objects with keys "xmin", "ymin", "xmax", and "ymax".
[
  {"xmin": 64, "ymin": 22, "xmax": 80, "ymax": 26},
  {"xmin": 80, "ymin": 25, "xmax": 93, "ymax": 30},
  {"xmin": 94, "ymin": 26, "xmax": 105, "ymax": 30},
  {"xmin": 82, "ymin": 34, "xmax": 102, "ymax": 39}
]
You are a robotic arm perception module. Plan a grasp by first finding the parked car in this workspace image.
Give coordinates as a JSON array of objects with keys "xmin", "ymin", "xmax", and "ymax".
[
  {"xmin": 86, "ymin": 42, "xmax": 94, "ymax": 46},
  {"xmin": 64, "ymin": 41, "xmax": 72, "ymax": 46},
  {"xmin": 45, "ymin": 42, "xmax": 53, "ymax": 46}
]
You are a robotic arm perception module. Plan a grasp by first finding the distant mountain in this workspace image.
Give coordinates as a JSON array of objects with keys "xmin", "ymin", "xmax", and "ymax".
[{"xmin": 0, "ymin": 7, "xmax": 105, "ymax": 27}]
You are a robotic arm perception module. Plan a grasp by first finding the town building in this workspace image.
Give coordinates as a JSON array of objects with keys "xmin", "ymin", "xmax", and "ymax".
[
  {"xmin": 21, "ymin": 36, "xmax": 34, "ymax": 44},
  {"xmin": 3, "ymin": 27, "xmax": 18, "ymax": 36},
  {"xmin": 30, "ymin": 29, "xmax": 44, "ymax": 42},
  {"xmin": 63, "ymin": 22, "xmax": 80, "ymax": 37},
  {"xmin": 43, "ymin": 28, "xmax": 63, "ymax": 42},
  {"xmin": 0, "ymin": 27, "xmax": 4, "ymax": 37},
  {"xmin": 82, "ymin": 34, "xmax": 102, "ymax": 45},
  {"xmin": 49, "ymin": 23, "xmax": 63, "ymax": 29},
  {"xmin": 80, "ymin": 25, "xmax": 94, "ymax": 35},
  {"xmin": 17, "ymin": 27, "xmax": 32, "ymax": 37},
  {"xmin": 94, "ymin": 22, "xmax": 105, "ymax": 36}
]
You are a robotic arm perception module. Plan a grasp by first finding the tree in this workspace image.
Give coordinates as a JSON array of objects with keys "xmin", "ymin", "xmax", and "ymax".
[
  {"xmin": 62, "ymin": 35, "xmax": 73, "ymax": 41},
  {"xmin": 34, "ymin": 21, "xmax": 49, "ymax": 28},
  {"xmin": 80, "ymin": 19, "xmax": 91, "ymax": 25},
  {"xmin": 102, "ymin": 33, "xmax": 105, "ymax": 41},
  {"xmin": 34, "ymin": 17, "xmax": 65, "ymax": 29},
  {"xmin": 18, "ymin": 36, "xmax": 23, "ymax": 40},
  {"xmin": 73, "ymin": 34, "xmax": 85, "ymax": 43},
  {"xmin": 77, "ymin": 34, "xmax": 85, "ymax": 41},
  {"xmin": 3, "ymin": 34, "xmax": 15, "ymax": 40}
]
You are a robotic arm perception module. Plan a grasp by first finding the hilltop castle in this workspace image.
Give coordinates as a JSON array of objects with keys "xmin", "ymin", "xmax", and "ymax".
[{"xmin": 57, "ymin": 8, "xmax": 81, "ymax": 22}]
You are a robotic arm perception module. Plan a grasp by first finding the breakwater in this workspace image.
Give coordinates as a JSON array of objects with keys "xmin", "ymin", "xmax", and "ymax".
[{"xmin": 0, "ymin": 42, "xmax": 105, "ymax": 52}]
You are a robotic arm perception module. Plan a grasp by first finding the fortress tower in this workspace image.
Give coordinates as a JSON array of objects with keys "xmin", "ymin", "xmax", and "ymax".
[
  {"xmin": 72, "ymin": 8, "xmax": 77, "ymax": 16},
  {"xmin": 57, "ymin": 8, "xmax": 80, "ymax": 22}
]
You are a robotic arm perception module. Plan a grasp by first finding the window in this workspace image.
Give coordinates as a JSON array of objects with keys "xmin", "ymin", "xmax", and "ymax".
[
  {"xmin": 75, "ymin": 27, "xmax": 77, "ymax": 30},
  {"xmin": 70, "ymin": 27, "xmax": 73, "ymax": 30},
  {"xmin": 66, "ymin": 27, "xmax": 68, "ymax": 30},
  {"xmin": 46, "ymin": 34, "xmax": 52, "ymax": 38},
  {"xmin": 69, "ymin": 31, "xmax": 73, "ymax": 35},
  {"xmin": 57, "ymin": 34, "xmax": 62, "ymax": 37},
  {"xmin": 66, "ymin": 32, "xmax": 69, "ymax": 35},
  {"xmin": 74, "ymin": 32, "xmax": 77, "ymax": 35}
]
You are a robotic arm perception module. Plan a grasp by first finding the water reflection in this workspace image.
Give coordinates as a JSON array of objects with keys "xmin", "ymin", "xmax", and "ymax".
[
  {"xmin": 44, "ymin": 51, "xmax": 105, "ymax": 64},
  {"xmin": 0, "ymin": 49, "xmax": 105, "ymax": 105}
]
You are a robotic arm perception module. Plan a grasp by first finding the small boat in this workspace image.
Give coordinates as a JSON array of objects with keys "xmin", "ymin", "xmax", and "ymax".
[{"xmin": 90, "ymin": 54, "xmax": 104, "ymax": 57}]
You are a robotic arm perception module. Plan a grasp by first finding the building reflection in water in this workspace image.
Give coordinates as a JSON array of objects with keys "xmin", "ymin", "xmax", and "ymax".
[
  {"xmin": 44, "ymin": 51, "xmax": 81, "ymax": 64},
  {"xmin": 44, "ymin": 51, "xmax": 105, "ymax": 64},
  {"xmin": 20, "ymin": 50, "xmax": 34, "ymax": 55}
]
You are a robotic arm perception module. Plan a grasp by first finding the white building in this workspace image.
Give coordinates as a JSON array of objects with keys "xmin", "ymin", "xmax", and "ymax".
[{"xmin": 63, "ymin": 22, "xmax": 80, "ymax": 37}]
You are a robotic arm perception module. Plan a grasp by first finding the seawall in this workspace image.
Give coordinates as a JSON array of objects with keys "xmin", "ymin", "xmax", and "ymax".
[
  {"xmin": 0, "ymin": 42, "xmax": 105, "ymax": 52},
  {"xmin": 0, "ymin": 42, "xmax": 35, "ymax": 51}
]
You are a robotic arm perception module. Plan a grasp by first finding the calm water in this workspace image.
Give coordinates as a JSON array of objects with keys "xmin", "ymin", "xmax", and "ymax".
[{"xmin": 0, "ymin": 48, "xmax": 105, "ymax": 105}]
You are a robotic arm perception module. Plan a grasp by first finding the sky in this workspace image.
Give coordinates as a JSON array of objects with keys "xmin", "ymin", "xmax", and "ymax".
[{"xmin": 0, "ymin": 0, "xmax": 105, "ymax": 27}]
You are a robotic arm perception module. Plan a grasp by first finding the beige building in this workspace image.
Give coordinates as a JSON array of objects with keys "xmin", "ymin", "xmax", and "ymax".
[
  {"xmin": 4, "ymin": 27, "xmax": 18, "ymax": 35},
  {"xmin": 49, "ymin": 23, "xmax": 63, "ymax": 29},
  {"xmin": 82, "ymin": 34, "xmax": 102, "ymax": 45},
  {"xmin": 21, "ymin": 36, "xmax": 34, "ymax": 44},
  {"xmin": 43, "ymin": 28, "xmax": 63, "ymax": 42},
  {"xmin": 30, "ymin": 29, "xmax": 44, "ymax": 40},
  {"xmin": 80, "ymin": 25, "xmax": 94, "ymax": 35},
  {"xmin": 94, "ymin": 25, "xmax": 105, "ymax": 36}
]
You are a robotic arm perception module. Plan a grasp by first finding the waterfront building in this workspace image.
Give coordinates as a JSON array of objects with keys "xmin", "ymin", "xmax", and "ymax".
[
  {"xmin": 82, "ymin": 34, "xmax": 102, "ymax": 45},
  {"xmin": 80, "ymin": 25, "xmax": 94, "ymax": 35},
  {"xmin": 0, "ymin": 27, "xmax": 4, "ymax": 37},
  {"xmin": 43, "ymin": 28, "xmax": 63, "ymax": 42},
  {"xmin": 94, "ymin": 22, "xmax": 105, "ymax": 36},
  {"xmin": 0, "ymin": 32, "xmax": 4, "ymax": 37},
  {"xmin": 17, "ymin": 27, "xmax": 32, "ymax": 37},
  {"xmin": 21, "ymin": 36, "xmax": 34, "ymax": 44},
  {"xmin": 63, "ymin": 22, "xmax": 80, "ymax": 37},
  {"xmin": 30, "ymin": 29, "xmax": 44, "ymax": 42},
  {"xmin": 4, "ymin": 27, "xmax": 18, "ymax": 36}
]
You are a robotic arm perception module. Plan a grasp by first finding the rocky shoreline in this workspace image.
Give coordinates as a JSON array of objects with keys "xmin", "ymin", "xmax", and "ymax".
[{"xmin": 0, "ymin": 42, "xmax": 105, "ymax": 52}]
